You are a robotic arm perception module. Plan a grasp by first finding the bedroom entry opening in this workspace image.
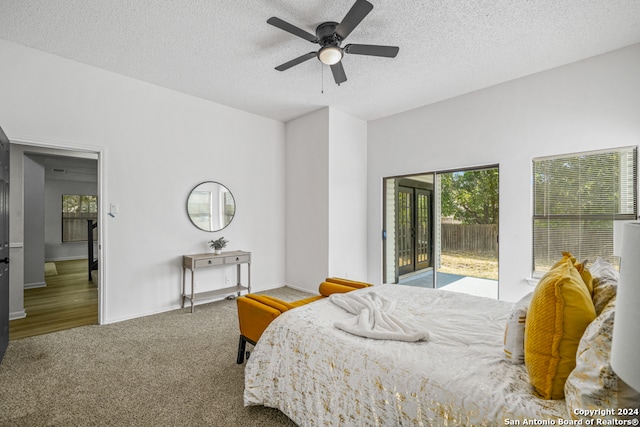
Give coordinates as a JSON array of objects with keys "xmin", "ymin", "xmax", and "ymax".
[
  {"xmin": 383, "ymin": 166, "xmax": 499, "ymax": 299},
  {"xmin": 9, "ymin": 144, "xmax": 103, "ymax": 340}
]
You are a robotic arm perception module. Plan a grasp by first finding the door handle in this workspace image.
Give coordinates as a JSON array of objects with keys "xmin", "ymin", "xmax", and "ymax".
[{"xmin": 0, "ymin": 257, "xmax": 8, "ymax": 264}]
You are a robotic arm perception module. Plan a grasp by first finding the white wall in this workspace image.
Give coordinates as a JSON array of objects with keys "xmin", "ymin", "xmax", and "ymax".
[
  {"xmin": 285, "ymin": 107, "xmax": 368, "ymax": 292},
  {"xmin": 8, "ymin": 146, "xmax": 25, "ymax": 319},
  {"xmin": 327, "ymin": 108, "xmax": 367, "ymax": 281},
  {"xmin": 0, "ymin": 39, "xmax": 286, "ymax": 323},
  {"xmin": 23, "ymin": 156, "xmax": 45, "ymax": 288},
  {"xmin": 285, "ymin": 108, "xmax": 330, "ymax": 291},
  {"xmin": 3, "ymin": 37, "xmax": 637, "ymax": 320},
  {"xmin": 367, "ymin": 44, "xmax": 640, "ymax": 302}
]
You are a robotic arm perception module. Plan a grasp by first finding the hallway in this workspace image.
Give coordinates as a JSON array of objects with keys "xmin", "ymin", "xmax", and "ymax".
[{"xmin": 9, "ymin": 259, "xmax": 98, "ymax": 340}]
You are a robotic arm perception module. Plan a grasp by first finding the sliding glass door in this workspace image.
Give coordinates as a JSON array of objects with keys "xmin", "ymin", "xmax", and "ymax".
[
  {"xmin": 383, "ymin": 166, "xmax": 499, "ymax": 299},
  {"xmin": 436, "ymin": 168, "xmax": 498, "ymax": 298}
]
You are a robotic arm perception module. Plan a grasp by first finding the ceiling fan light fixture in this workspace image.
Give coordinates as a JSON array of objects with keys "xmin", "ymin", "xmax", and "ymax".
[{"xmin": 318, "ymin": 46, "xmax": 343, "ymax": 65}]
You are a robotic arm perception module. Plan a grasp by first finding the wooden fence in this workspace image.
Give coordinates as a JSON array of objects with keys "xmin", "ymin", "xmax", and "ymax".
[{"xmin": 440, "ymin": 223, "xmax": 498, "ymax": 256}]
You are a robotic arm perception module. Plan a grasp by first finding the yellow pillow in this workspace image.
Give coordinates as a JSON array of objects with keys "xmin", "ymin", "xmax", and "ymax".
[
  {"xmin": 524, "ymin": 258, "xmax": 596, "ymax": 399},
  {"xmin": 551, "ymin": 252, "xmax": 593, "ymax": 295},
  {"xmin": 550, "ymin": 251, "xmax": 577, "ymax": 269}
]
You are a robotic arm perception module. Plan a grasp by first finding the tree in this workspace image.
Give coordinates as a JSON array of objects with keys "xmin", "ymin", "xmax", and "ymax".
[
  {"xmin": 533, "ymin": 151, "xmax": 631, "ymax": 216},
  {"xmin": 440, "ymin": 169, "xmax": 499, "ymax": 224}
]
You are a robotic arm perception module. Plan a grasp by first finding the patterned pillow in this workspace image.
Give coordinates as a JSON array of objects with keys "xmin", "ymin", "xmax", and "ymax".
[
  {"xmin": 589, "ymin": 257, "xmax": 618, "ymax": 315},
  {"xmin": 565, "ymin": 297, "xmax": 617, "ymax": 419},
  {"xmin": 503, "ymin": 292, "xmax": 532, "ymax": 364}
]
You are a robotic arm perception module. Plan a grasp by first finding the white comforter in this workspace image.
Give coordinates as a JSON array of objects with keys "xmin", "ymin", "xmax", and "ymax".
[{"xmin": 244, "ymin": 284, "xmax": 568, "ymax": 426}]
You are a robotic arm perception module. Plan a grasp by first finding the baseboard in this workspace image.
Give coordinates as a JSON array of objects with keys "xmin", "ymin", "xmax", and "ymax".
[
  {"xmin": 10, "ymin": 309, "xmax": 26, "ymax": 320},
  {"xmin": 103, "ymin": 302, "xmax": 187, "ymax": 325},
  {"xmin": 525, "ymin": 277, "xmax": 539, "ymax": 287},
  {"xmin": 45, "ymin": 256, "xmax": 86, "ymax": 262},
  {"xmin": 24, "ymin": 282, "xmax": 46, "ymax": 289},
  {"xmin": 280, "ymin": 283, "xmax": 316, "ymax": 294},
  {"xmin": 103, "ymin": 285, "xmax": 312, "ymax": 325}
]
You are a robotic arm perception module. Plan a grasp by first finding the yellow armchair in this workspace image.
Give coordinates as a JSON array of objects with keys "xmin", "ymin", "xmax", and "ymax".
[{"xmin": 236, "ymin": 277, "xmax": 372, "ymax": 363}]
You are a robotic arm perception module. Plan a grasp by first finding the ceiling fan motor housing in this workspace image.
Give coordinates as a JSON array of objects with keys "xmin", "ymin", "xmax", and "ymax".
[{"xmin": 316, "ymin": 22, "xmax": 341, "ymax": 47}]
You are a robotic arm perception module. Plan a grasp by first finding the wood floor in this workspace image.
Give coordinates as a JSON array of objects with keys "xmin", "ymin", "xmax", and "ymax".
[{"xmin": 9, "ymin": 259, "xmax": 98, "ymax": 340}]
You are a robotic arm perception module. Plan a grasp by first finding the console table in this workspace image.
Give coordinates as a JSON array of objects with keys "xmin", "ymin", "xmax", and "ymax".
[{"xmin": 182, "ymin": 250, "xmax": 251, "ymax": 313}]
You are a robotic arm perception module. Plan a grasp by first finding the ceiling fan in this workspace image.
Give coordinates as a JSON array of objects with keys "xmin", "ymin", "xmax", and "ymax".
[{"xmin": 267, "ymin": 0, "xmax": 399, "ymax": 85}]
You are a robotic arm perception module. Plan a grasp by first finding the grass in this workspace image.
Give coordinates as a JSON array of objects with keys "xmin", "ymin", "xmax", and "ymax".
[{"xmin": 438, "ymin": 251, "xmax": 499, "ymax": 280}]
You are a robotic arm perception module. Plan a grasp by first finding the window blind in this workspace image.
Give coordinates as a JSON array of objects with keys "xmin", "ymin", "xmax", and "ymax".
[
  {"xmin": 532, "ymin": 146, "xmax": 637, "ymax": 273},
  {"xmin": 62, "ymin": 194, "xmax": 98, "ymax": 242}
]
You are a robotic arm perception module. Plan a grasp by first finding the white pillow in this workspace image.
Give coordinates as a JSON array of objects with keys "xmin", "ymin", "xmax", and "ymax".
[
  {"xmin": 589, "ymin": 257, "xmax": 618, "ymax": 315},
  {"xmin": 503, "ymin": 292, "xmax": 533, "ymax": 364}
]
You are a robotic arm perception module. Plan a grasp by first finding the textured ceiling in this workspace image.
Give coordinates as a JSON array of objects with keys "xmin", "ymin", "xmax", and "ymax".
[
  {"xmin": 1, "ymin": 0, "xmax": 639, "ymax": 122},
  {"xmin": 27, "ymin": 153, "xmax": 98, "ymax": 182}
]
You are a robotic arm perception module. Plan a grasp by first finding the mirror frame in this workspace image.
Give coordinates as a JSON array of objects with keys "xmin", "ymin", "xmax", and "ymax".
[{"xmin": 186, "ymin": 181, "xmax": 236, "ymax": 232}]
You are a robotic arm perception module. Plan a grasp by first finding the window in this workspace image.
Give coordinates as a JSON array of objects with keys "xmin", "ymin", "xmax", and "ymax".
[
  {"xmin": 62, "ymin": 194, "xmax": 98, "ymax": 242},
  {"xmin": 532, "ymin": 146, "xmax": 637, "ymax": 274}
]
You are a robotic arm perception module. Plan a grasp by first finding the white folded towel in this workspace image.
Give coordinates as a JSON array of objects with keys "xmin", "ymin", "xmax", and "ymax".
[{"xmin": 329, "ymin": 291, "xmax": 429, "ymax": 342}]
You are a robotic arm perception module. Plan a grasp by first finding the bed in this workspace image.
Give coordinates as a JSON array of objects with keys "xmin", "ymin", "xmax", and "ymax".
[{"xmin": 243, "ymin": 284, "xmax": 570, "ymax": 426}]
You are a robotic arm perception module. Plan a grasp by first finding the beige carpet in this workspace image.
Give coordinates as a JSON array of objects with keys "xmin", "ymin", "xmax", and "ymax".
[
  {"xmin": 0, "ymin": 287, "xmax": 312, "ymax": 426},
  {"xmin": 44, "ymin": 262, "xmax": 57, "ymax": 277}
]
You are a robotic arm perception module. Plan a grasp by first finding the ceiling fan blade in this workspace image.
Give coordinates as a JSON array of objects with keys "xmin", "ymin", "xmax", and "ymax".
[
  {"xmin": 330, "ymin": 62, "xmax": 347, "ymax": 85},
  {"xmin": 275, "ymin": 52, "xmax": 317, "ymax": 71},
  {"xmin": 267, "ymin": 17, "xmax": 318, "ymax": 43},
  {"xmin": 344, "ymin": 44, "xmax": 399, "ymax": 58},
  {"xmin": 335, "ymin": 0, "xmax": 373, "ymax": 40}
]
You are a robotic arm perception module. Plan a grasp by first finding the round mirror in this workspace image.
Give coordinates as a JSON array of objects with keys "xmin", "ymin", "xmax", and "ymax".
[{"xmin": 186, "ymin": 181, "xmax": 236, "ymax": 232}]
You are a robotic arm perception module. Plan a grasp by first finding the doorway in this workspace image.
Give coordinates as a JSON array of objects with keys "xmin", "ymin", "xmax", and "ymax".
[
  {"xmin": 0, "ymin": 127, "xmax": 9, "ymax": 362},
  {"xmin": 10, "ymin": 259, "xmax": 98, "ymax": 339},
  {"xmin": 397, "ymin": 181, "xmax": 433, "ymax": 276},
  {"xmin": 383, "ymin": 166, "xmax": 499, "ymax": 299},
  {"xmin": 384, "ymin": 174, "xmax": 435, "ymax": 283},
  {"xmin": 8, "ymin": 141, "xmax": 104, "ymax": 338}
]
